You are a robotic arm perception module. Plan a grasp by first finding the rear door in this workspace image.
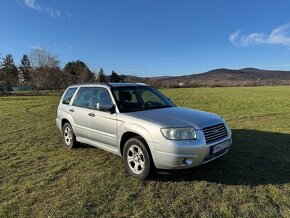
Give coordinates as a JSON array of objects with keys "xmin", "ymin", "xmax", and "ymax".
[
  {"xmin": 69, "ymin": 87, "xmax": 93, "ymax": 139},
  {"xmin": 87, "ymin": 87, "xmax": 118, "ymax": 147}
]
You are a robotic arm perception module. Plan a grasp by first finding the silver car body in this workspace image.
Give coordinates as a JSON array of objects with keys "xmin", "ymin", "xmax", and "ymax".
[{"xmin": 56, "ymin": 83, "xmax": 232, "ymax": 169}]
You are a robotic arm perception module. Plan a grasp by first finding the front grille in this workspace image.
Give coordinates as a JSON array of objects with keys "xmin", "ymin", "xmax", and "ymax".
[{"xmin": 203, "ymin": 123, "xmax": 227, "ymax": 143}]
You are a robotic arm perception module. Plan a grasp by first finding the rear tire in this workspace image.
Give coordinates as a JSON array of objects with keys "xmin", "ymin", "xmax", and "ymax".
[
  {"xmin": 62, "ymin": 123, "xmax": 77, "ymax": 148},
  {"xmin": 123, "ymin": 137, "xmax": 152, "ymax": 180}
]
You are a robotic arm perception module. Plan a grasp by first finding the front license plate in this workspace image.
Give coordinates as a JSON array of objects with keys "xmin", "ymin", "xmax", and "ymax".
[{"xmin": 210, "ymin": 140, "xmax": 230, "ymax": 155}]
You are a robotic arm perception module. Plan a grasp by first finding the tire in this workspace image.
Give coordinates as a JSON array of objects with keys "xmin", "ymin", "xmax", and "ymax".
[
  {"xmin": 62, "ymin": 123, "xmax": 77, "ymax": 148},
  {"xmin": 123, "ymin": 137, "xmax": 152, "ymax": 180}
]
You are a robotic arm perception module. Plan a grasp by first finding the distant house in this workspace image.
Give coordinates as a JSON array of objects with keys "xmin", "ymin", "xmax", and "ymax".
[
  {"xmin": 11, "ymin": 86, "xmax": 33, "ymax": 92},
  {"xmin": 179, "ymin": 82, "xmax": 184, "ymax": 87}
]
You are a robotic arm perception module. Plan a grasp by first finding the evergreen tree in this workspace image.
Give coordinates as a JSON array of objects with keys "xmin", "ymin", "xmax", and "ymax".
[
  {"xmin": 0, "ymin": 54, "xmax": 4, "ymax": 93},
  {"xmin": 19, "ymin": 54, "xmax": 32, "ymax": 84},
  {"xmin": 98, "ymin": 68, "xmax": 106, "ymax": 82},
  {"xmin": 1, "ymin": 54, "xmax": 18, "ymax": 90},
  {"xmin": 63, "ymin": 60, "xmax": 93, "ymax": 83},
  {"xmin": 110, "ymin": 70, "xmax": 121, "ymax": 82},
  {"xmin": 119, "ymin": 74, "xmax": 126, "ymax": 82}
]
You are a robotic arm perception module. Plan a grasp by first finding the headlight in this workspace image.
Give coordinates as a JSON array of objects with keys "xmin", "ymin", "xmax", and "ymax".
[{"xmin": 161, "ymin": 127, "xmax": 197, "ymax": 140}]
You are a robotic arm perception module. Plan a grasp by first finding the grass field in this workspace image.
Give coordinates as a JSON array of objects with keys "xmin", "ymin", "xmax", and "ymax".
[{"xmin": 0, "ymin": 86, "xmax": 290, "ymax": 217}]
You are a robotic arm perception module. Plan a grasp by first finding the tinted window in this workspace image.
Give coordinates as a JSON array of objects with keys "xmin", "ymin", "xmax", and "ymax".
[
  {"xmin": 62, "ymin": 88, "xmax": 77, "ymax": 105},
  {"xmin": 91, "ymin": 88, "xmax": 113, "ymax": 109},
  {"xmin": 74, "ymin": 88, "xmax": 93, "ymax": 108}
]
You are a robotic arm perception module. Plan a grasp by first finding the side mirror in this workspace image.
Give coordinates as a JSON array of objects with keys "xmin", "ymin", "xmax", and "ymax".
[{"xmin": 97, "ymin": 103, "xmax": 116, "ymax": 114}]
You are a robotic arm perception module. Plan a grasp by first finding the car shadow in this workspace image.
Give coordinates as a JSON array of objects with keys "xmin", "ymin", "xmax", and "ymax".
[{"xmin": 150, "ymin": 129, "xmax": 290, "ymax": 186}]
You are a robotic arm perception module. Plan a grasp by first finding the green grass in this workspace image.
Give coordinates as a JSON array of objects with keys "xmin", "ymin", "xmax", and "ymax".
[{"xmin": 0, "ymin": 86, "xmax": 290, "ymax": 217}]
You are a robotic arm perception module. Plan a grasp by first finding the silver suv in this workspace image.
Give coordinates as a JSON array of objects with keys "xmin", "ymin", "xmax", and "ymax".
[{"xmin": 56, "ymin": 83, "xmax": 232, "ymax": 179}]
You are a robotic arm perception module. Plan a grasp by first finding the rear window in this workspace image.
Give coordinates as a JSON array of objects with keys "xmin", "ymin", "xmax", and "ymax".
[{"xmin": 62, "ymin": 88, "xmax": 77, "ymax": 105}]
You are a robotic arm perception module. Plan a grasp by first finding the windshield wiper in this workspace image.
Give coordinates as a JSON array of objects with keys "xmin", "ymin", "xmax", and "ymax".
[
  {"xmin": 123, "ymin": 105, "xmax": 174, "ymax": 112},
  {"xmin": 146, "ymin": 105, "xmax": 174, "ymax": 110}
]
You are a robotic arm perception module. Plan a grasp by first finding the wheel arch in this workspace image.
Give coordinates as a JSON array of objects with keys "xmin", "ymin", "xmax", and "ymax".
[
  {"xmin": 61, "ymin": 118, "xmax": 70, "ymax": 129},
  {"xmin": 120, "ymin": 131, "xmax": 140, "ymax": 156},
  {"xmin": 119, "ymin": 131, "xmax": 156, "ymax": 168},
  {"xmin": 60, "ymin": 113, "xmax": 75, "ymax": 132}
]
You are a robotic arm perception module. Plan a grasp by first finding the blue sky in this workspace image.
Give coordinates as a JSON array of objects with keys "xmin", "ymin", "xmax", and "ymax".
[{"xmin": 1, "ymin": 0, "xmax": 290, "ymax": 76}]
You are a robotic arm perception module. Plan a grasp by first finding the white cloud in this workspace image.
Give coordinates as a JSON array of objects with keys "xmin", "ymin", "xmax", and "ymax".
[
  {"xmin": 229, "ymin": 23, "xmax": 290, "ymax": 48},
  {"xmin": 46, "ymin": 8, "xmax": 61, "ymax": 18},
  {"xmin": 229, "ymin": 29, "xmax": 241, "ymax": 46},
  {"xmin": 24, "ymin": 0, "xmax": 41, "ymax": 11},
  {"xmin": 24, "ymin": 0, "xmax": 69, "ymax": 19}
]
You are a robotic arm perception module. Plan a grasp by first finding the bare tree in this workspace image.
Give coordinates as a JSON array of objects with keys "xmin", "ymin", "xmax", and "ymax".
[
  {"xmin": 30, "ymin": 47, "xmax": 59, "ymax": 68},
  {"xmin": 29, "ymin": 47, "xmax": 64, "ymax": 91}
]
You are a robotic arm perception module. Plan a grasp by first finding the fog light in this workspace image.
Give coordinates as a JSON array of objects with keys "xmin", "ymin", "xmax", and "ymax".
[{"xmin": 183, "ymin": 158, "xmax": 193, "ymax": 166}]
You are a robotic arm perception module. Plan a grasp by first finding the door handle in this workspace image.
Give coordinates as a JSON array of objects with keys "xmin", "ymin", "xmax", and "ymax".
[
  {"xmin": 69, "ymin": 108, "xmax": 74, "ymax": 112},
  {"xmin": 88, "ymin": 112, "xmax": 95, "ymax": 117}
]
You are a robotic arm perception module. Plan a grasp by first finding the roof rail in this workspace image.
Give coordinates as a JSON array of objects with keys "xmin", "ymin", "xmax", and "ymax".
[
  {"xmin": 136, "ymin": 82, "xmax": 148, "ymax": 86},
  {"xmin": 70, "ymin": 82, "xmax": 110, "ymax": 86}
]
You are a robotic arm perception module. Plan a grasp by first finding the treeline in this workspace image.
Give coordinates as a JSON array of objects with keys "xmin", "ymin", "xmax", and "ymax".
[
  {"xmin": 3, "ymin": 48, "xmax": 285, "ymax": 93},
  {"xmin": 0, "ymin": 48, "xmax": 126, "ymax": 94}
]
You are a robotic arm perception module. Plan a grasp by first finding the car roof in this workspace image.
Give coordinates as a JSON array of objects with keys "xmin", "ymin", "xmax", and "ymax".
[
  {"xmin": 68, "ymin": 82, "xmax": 148, "ymax": 88},
  {"xmin": 108, "ymin": 83, "xmax": 148, "ymax": 87}
]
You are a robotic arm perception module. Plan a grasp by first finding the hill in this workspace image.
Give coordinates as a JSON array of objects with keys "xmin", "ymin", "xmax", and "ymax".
[{"xmin": 148, "ymin": 68, "xmax": 290, "ymax": 87}]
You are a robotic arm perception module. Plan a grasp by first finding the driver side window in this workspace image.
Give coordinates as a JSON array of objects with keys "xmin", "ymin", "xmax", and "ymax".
[
  {"xmin": 91, "ymin": 88, "xmax": 113, "ymax": 110},
  {"xmin": 113, "ymin": 89, "xmax": 139, "ymax": 112}
]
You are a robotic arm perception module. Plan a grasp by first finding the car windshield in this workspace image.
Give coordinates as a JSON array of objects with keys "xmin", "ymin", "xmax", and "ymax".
[{"xmin": 111, "ymin": 86, "xmax": 175, "ymax": 113}]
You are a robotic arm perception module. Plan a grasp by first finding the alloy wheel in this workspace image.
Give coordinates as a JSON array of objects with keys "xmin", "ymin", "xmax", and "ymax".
[{"xmin": 127, "ymin": 145, "xmax": 145, "ymax": 174}]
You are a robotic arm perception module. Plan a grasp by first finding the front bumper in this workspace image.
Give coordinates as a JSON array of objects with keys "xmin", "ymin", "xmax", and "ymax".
[{"xmin": 151, "ymin": 131, "xmax": 232, "ymax": 169}]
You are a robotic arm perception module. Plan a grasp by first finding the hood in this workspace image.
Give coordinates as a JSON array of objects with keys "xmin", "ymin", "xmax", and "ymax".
[{"xmin": 127, "ymin": 107, "xmax": 223, "ymax": 129}]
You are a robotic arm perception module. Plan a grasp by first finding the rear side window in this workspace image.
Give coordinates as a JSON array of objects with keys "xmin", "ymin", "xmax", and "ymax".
[
  {"xmin": 62, "ymin": 88, "xmax": 77, "ymax": 105},
  {"xmin": 73, "ymin": 87, "xmax": 93, "ymax": 108}
]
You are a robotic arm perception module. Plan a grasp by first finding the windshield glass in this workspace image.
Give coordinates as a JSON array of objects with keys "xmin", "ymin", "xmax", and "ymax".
[{"xmin": 112, "ymin": 86, "xmax": 174, "ymax": 113}]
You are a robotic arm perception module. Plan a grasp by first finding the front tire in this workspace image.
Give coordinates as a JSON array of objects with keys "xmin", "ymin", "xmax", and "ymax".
[
  {"xmin": 123, "ymin": 137, "xmax": 152, "ymax": 180},
  {"xmin": 62, "ymin": 123, "xmax": 77, "ymax": 148}
]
